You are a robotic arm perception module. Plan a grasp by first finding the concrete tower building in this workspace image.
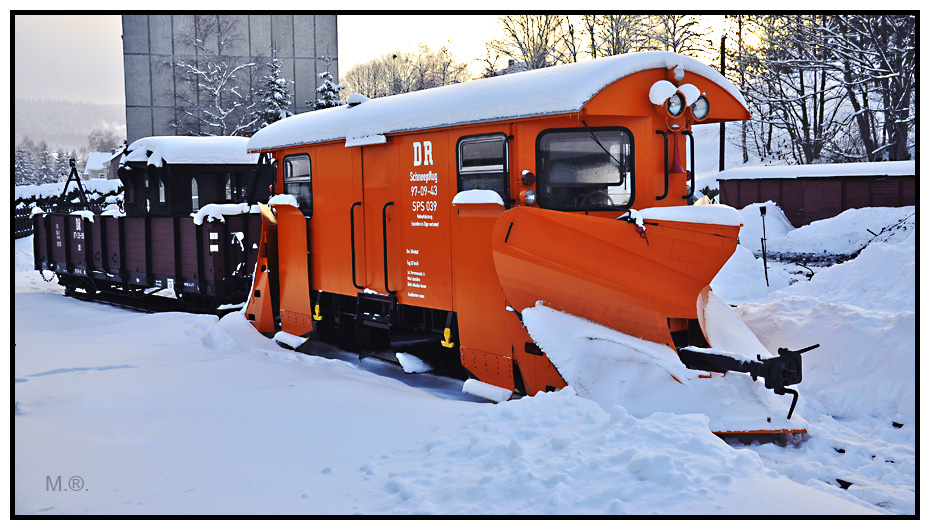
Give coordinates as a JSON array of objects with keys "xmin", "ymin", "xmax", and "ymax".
[{"xmin": 122, "ymin": 14, "xmax": 337, "ymax": 142}]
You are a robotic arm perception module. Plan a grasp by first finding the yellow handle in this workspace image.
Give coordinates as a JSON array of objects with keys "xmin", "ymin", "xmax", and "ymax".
[
  {"xmin": 440, "ymin": 328, "xmax": 455, "ymax": 348},
  {"xmin": 312, "ymin": 304, "xmax": 322, "ymax": 321}
]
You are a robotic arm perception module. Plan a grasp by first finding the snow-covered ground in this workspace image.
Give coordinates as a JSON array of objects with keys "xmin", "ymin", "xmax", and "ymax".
[{"xmin": 13, "ymin": 198, "xmax": 915, "ymax": 516}]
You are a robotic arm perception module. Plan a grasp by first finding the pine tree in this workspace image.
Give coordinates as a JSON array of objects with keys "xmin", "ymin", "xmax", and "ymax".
[
  {"xmin": 311, "ymin": 71, "xmax": 345, "ymax": 110},
  {"xmin": 255, "ymin": 46, "xmax": 294, "ymax": 130},
  {"xmin": 55, "ymin": 147, "xmax": 71, "ymax": 181},
  {"xmin": 37, "ymin": 142, "xmax": 54, "ymax": 184},
  {"xmin": 14, "ymin": 143, "xmax": 36, "ymax": 186}
]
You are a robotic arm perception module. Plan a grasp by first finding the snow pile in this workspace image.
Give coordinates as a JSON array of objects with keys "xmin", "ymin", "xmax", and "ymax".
[
  {"xmin": 649, "ymin": 80, "xmax": 678, "ymax": 105},
  {"xmin": 769, "ymin": 207, "xmax": 914, "ymax": 256},
  {"xmin": 360, "ymin": 389, "xmax": 876, "ymax": 515},
  {"xmin": 737, "ymin": 203, "xmax": 914, "ymax": 256},
  {"xmin": 640, "ymin": 203, "xmax": 743, "ymax": 226},
  {"xmin": 268, "ymin": 194, "xmax": 299, "ymax": 207},
  {"xmin": 461, "ymin": 378, "xmax": 512, "ymax": 403},
  {"xmin": 710, "ymin": 244, "xmax": 792, "ymax": 304},
  {"xmin": 451, "ymin": 189, "xmax": 505, "ymax": 206},
  {"xmin": 191, "ymin": 203, "xmax": 250, "ymax": 225},
  {"xmin": 736, "ymin": 227, "xmax": 915, "ymax": 422},
  {"xmin": 395, "ymin": 352, "xmax": 431, "ymax": 374},
  {"xmin": 15, "ymin": 237, "xmax": 37, "ymax": 273},
  {"xmin": 735, "ymin": 201, "xmax": 795, "ymax": 252},
  {"xmin": 521, "ymin": 302, "xmax": 803, "ymax": 434}
]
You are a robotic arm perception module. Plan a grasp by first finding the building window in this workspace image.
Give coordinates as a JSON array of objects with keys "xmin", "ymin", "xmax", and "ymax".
[
  {"xmin": 284, "ymin": 154, "xmax": 312, "ymax": 217},
  {"xmin": 536, "ymin": 128, "xmax": 633, "ymax": 211},
  {"xmin": 191, "ymin": 177, "xmax": 200, "ymax": 211},
  {"xmin": 457, "ymin": 134, "xmax": 509, "ymax": 205}
]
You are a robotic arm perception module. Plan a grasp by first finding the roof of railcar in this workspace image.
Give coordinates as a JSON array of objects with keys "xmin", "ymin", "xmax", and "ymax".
[
  {"xmin": 247, "ymin": 51, "xmax": 747, "ymax": 152},
  {"xmin": 124, "ymin": 136, "xmax": 257, "ymax": 166}
]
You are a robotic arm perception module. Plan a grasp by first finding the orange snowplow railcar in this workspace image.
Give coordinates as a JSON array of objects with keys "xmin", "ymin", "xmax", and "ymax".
[{"xmin": 243, "ymin": 52, "xmax": 804, "ymax": 435}]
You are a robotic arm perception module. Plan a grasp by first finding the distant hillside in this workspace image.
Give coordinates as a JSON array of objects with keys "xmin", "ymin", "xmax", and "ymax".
[{"xmin": 14, "ymin": 98, "xmax": 126, "ymax": 152}]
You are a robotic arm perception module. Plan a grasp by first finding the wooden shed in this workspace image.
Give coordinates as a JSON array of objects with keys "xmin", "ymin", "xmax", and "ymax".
[{"xmin": 717, "ymin": 161, "xmax": 916, "ymax": 227}]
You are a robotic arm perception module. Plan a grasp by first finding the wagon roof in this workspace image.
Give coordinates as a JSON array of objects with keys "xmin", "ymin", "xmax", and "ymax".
[
  {"xmin": 123, "ymin": 136, "xmax": 257, "ymax": 167},
  {"xmin": 717, "ymin": 160, "xmax": 916, "ymax": 181},
  {"xmin": 248, "ymin": 51, "xmax": 746, "ymax": 152}
]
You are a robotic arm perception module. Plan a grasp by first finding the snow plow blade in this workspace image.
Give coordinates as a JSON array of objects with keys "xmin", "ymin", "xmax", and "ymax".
[
  {"xmin": 490, "ymin": 206, "xmax": 741, "ymax": 349},
  {"xmin": 490, "ymin": 206, "xmax": 810, "ymax": 438}
]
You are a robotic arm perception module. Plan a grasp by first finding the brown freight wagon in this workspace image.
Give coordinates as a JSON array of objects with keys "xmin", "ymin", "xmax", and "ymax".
[
  {"xmin": 33, "ymin": 136, "xmax": 271, "ymax": 312},
  {"xmin": 717, "ymin": 160, "xmax": 916, "ymax": 227}
]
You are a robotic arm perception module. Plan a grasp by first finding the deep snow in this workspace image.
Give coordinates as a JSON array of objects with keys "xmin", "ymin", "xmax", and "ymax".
[{"xmin": 13, "ymin": 198, "xmax": 915, "ymax": 515}]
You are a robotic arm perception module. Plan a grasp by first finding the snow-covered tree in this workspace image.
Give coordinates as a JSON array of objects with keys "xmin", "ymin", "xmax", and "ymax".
[
  {"xmin": 310, "ymin": 71, "xmax": 345, "ymax": 110},
  {"xmin": 255, "ymin": 46, "xmax": 294, "ymax": 128},
  {"xmin": 170, "ymin": 15, "xmax": 258, "ymax": 136},
  {"xmin": 15, "ymin": 142, "xmax": 37, "ymax": 186},
  {"xmin": 825, "ymin": 14, "xmax": 915, "ymax": 161},
  {"xmin": 36, "ymin": 142, "xmax": 54, "ymax": 183},
  {"xmin": 55, "ymin": 146, "xmax": 71, "ymax": 181}
]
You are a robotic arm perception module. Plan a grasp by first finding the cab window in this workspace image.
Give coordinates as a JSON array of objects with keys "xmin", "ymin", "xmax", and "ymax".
[
  {"xmin": 457, "ymin": 134, "xmax": 509, "ymax": 205},
  {"xmin": 283, "ymin": 154, "xmax": 312, "ymax": 217},
  {"xmin": 536, "ymin": 128, "xmax": 633, "ymax": 211}
]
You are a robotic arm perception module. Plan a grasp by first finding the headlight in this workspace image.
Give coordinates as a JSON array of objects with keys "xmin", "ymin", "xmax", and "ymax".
[
  {"xmin": 523, "ymin": 189, "xmax": 536, "ymax": 205},
  {"xmin": 691, "ymin": 96, "xmax": 710, "ymax": 120},
  {"xmin": 667, "ymin": 93, "xmax": 685, "ymax": 117}
]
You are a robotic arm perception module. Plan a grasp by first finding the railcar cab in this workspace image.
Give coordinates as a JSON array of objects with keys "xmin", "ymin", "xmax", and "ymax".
[{"xmin": 118, "ymin": 136, "xmax": 262, "ymax": 217}]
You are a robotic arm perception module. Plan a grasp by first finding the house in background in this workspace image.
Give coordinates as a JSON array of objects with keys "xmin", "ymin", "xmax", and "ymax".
[
  {"xmin": 83, "ymin": 150, "xmax": 123, "ymax": 180},
  {"xmin": 717, "ymin": 160, "xmax": 916, "ymax": 227}
]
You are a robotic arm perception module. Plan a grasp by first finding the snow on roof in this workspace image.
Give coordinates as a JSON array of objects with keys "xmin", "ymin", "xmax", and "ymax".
[
  {"xmin": 122, "ymin": 136, "xmax": 257, "ymax": 167},
  {"xmin": 248, "ymin": 51, "xmax": 746, "ymax": 152},
  {"xmin": 84, "ymin": 151, "xmax": 121, "ymax": 172},
  {"xmin": 717, "ymin": 160, "xmax": 915, "ymax": 181}
]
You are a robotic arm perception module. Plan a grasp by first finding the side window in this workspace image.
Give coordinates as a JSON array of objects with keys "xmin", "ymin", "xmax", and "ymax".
[
  {"xmin": 191, "ymin": 177, "xmax": 200, "ymax": 211},
  {"xmin": 457, "ymin": 134, "xmax": 509, "ymax": 205},
  {"xmin": 284, "ymin": 154, "xmax": 312, "ymax": 217},
  {"xmin": 536, "ymin": 128, "xmax": 633, "ymax": 211},
  {"xmin": 225, "ymin": 174, "xmax": 233, "ymax": 201},
  {"xmin": 126, "ymin": 179, "xmax": 136, "ymax": 207},
  {"xmin": 158, "ymin": 178, "xmax": 166, "ymax": 203}
]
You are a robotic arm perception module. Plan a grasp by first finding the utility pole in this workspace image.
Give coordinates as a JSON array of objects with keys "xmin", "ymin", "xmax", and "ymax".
[{"xmin": 719, "ymin": 33, "xmax": 726, "ymax": 172}]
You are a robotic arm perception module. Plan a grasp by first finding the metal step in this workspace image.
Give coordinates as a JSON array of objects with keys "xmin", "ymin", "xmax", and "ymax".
[{"xmin": 356, "ymin": 292, "xmax": 395, "ymax": 329}]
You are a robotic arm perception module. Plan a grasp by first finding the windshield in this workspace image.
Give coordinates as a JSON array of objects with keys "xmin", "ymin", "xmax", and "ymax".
[{"xmin": 536, "ymin": 128, "xmax": 633, "ymax": 211}]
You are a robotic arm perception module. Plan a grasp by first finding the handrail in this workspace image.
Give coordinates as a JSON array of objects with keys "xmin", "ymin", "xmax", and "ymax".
[
  {"xmin": 349, "ymin": 201, "xmax": 363, "ymax": 289},
  {"xmin": 654, "ymin": 130, "xmax": 669, "ymax": 201},
  {"xmin": 381, "ymin": 201, "xmax": 396, "ymax": 296},
  {"xmin": 682, "ymin": 130, "xmax": 695, "ymax": 201}
]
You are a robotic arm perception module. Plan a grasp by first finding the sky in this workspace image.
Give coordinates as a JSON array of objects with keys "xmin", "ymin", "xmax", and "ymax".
[
  {"xmin": 12, "ymin": 14, "xmax": 503, "ymax": 106},
  {"xmin": 13, "ymin": 13, "xmax": 729, "ymax": 106}
]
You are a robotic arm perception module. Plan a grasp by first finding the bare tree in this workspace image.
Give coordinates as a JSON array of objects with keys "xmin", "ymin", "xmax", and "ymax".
[
  {"xmin": 87, "ymin": 128, "xmax": 121, "ymax": 152},
  {"xmin": 582, "ymin": 15, "xmax": 652, "ymax": 58},
  {"xmin": 170, "ymin": 15, "xmax": 258, "ymax": 136},
  {"xmin": 485, "ymin": 15, "xmax": 574, "ymax": 72},
  {"xmin": 649, "ymin": 15, "xmax": 707, "ymax": 55},
  {"xmin": 343, "ymin": 44, "xmax": 470, "ymax": 98}
]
